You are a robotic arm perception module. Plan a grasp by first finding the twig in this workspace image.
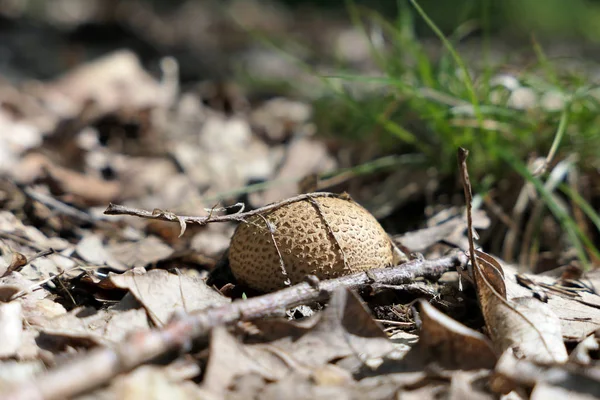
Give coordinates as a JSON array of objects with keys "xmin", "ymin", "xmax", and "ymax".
[
  {"xmin": 258, "ymin": 214, "xmax": 291, "ymax": 287},
  {"xmin": 104, "ymin": 192, "xmax": 340, "ymax": 235},
  {"xmin": 376, "ymin": 319, "xmax": 414, "ymax": 328},
  {"xmin": 24, "ymin": 187, "xmax": 100, "ymax": 225},
  {"xmin": 1, "ymin": 249, "xmax": 55, "ymax": 278},
  {"xmin": 457, "ymin": 148, "xmax": 556, "ymax": 361},
  {"xmin": 458, "ymin": 148, "xmax": 477, "ymax": 282},
  {"xmin": 5, "ymin": 253, "xmax": 466, "ymax": 400}
]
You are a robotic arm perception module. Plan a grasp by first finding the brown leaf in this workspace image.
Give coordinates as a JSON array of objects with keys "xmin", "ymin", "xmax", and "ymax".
[
  {"xmin": 250, "ymin": 137, "xmax": 336, "ymax": 206},
  {"xmin": 474, "ymin": 251, "xmax": 567, "ymax": 363},
  {"xmin": 201, "ymin": 326, "xmax": 290, "ymax": 396},
  {"xmin": 109, "ymin": 268, "xmax": 229, "ymax": 326},
  {"xmin": 256, "ymin": 288, "xmax": 395, "ymax": 372},
  {"xmin": 569, "ymin": 334, "xmax": 599, "ymax": 365},
  {"xmin": 503, "ymin": 264, "xmax": 600, "ymax": 341},
  {"xmin": 40, "ymin": 307, "xmax": 150, "ymax": 347},
  {"xmin": 43, "ymin": 161, "xmax": 122, "ymax": 206},
  {"xmin": 447, "ymin": 370, "xmax": 496, "ymax": 400},
  {"xmin": 83, "ymin": 359, "xmax": 202, "ymax": 400},
  {"xmin": 493, "ymin": 350, "xmax": 600, "ymax": 397},
  {"xmin": 107, "ymin": 235, "xmax": 174, "ymax": 271},
  {"xmin": 0, "ymin": 211, "xmax": 70, "ymax": 252},
  {"xmin": 1, "ymin": 253, "xmax": 27, "ymax": 278},
  {"xmin": 45, "ymin": 50, "xmax": 165, "ymax": 116},
  {"xmin": 395, "ymin": 208, "xmax": 490, "ymax": 253},
  {"xmin": 417, "ymin": 299, "xmax": 497, "ymax": 370},
  {"xmin": 531, "ymin": 383, "xmax": 599, "ymax": 400},
  {"xmin": 76, "ymin": 234, "xmax": 126, "ymax": 271}
]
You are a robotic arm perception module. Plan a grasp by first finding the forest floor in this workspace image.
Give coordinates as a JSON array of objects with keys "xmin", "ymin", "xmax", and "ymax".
[{"xmin": 0, "ymin": 1, "xmax": 599, "ymax": 399}]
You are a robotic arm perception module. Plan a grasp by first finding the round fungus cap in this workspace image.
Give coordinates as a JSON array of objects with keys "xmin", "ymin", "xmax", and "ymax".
[{"xmin": 229, "ymin": 195, "xmax": 401, "ymax": 292}]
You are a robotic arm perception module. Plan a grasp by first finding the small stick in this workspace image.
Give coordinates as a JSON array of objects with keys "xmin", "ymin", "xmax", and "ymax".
[
  {"xmin": 24, "ymin": 188, "xmax": 99, "ymax": 225},
  {"xmin": 258, "ymin": 214, "xmax": 291, "ymax": 287},
  {"xmin": 104, "ymin": 192, "xmax": 340, "ymax": 235},
  {"xmin": 458, "ymin": 148, "xmax": 477, "ymax": 282},
  {"xmin": 457, "ymin": 148, "xmax": 556, "ymax": 360},
  {"xmin": 4, "ymin": 253, "xmax": 466, "ymax": 400}
]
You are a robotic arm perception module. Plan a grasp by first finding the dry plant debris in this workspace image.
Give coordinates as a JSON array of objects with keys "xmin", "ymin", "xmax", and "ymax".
[{"xmin": 0, "ymin": 41, "xmax": 598, "ymax": 400}]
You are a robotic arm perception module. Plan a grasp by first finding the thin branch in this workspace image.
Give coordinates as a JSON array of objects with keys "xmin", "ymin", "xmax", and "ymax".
[
  {"xmin": 24, "ymin": 187, "xmax": 100, "ymax": 225},
  {"xmin": 104, "ymin": 192, "xmax": 340, "ymax": 227},
  {"xmin": 5, "ymin": 253, "xmax": 466, "ymax": 400}
]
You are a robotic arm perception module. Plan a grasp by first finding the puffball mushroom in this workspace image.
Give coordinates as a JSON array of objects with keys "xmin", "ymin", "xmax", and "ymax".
[{"xmin": 228, "ymin": 194, "xmax": 407, "ymax": 292}]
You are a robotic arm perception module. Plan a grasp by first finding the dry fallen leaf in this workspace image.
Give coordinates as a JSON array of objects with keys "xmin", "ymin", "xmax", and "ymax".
[
  {"xmin": 44, "ymin": 50, "xmax": 166, "ymax": 117},
  {"xmin": 200, "ymin": 326, "xmax": 290, "ymax": 397},
  {"xmin": 0, "ymin": 302, "xmax": 23, "ymax": 358},
  {"xmin": 257, "ymin": 288, "xmax": 396, "ymax": 373},
  {"xmin": 249, "ymin": 136, "xmax": 336, "ymax": 206},
  {"xmin": 493, "ymin": 350, "xmax": 600, "ymax": 397},
  {"xmin": 394, "ymin": 208, "xmax": 490, "ymax": 253},
  {"xmin": 474, "ymin": 251, "xmax": 568, "ymax": 364},
  {"xmin": 107, "ymin": 235, "xmax": 174, "ymax": 271},
  {"xmin": 417, "ymin": 299, "xmax": 497, "ymax": 370},
  {"xmin": 506, "ymin": 267, "xmax": 600, "ymax": 341},
  {"xmin": 76, "ymin": 234, "xmax": 126, "ymax": 271},
  {"xmin": 109, "ymin": 268, "xmax": 229, "ymax": 326},
  {"xmin": 40, "ymin": 307, "xmax": 150, "ymax": 347},
  {"xmin": 570, "ymin": 334, "xmax": 599, "ymax": 365}
]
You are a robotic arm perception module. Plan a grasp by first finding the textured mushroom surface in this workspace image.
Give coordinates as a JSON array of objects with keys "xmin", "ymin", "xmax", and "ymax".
[{"xmin": 229, "ymin": 195, "xmax": 400, "ymax": 292}]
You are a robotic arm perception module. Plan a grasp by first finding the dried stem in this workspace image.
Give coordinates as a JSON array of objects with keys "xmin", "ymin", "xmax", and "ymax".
[
  {"xmin": 5, "ymin": 253, "xmax": 466, "ymax": 400},
  {"xmin": 457, "ymin": 148, "xmax": 556, "ymax": 360},
  {"xmin": 104, "ymin": 192, "xmax": 340, "ymax": 227}
]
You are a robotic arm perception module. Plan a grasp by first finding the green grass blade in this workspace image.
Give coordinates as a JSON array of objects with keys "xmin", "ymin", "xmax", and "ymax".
[
  {"xmin": 540, "ymin": 106, "xmax": 570, "ymax": 173},
  {"xmin": 559, "ymin": 183, "xmax": 600, "ymax": 234},
  {"xmin": 408, "ymin": 0, "xmax": 483, "ymax": 126},
  {"xmin": 498, "ymin": 149, "xmax": 599, "ymax": 268}
]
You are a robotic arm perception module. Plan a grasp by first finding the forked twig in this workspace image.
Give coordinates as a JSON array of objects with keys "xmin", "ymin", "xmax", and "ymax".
[{"xmin": 104, "ymin": 192, "xmax": 340, "ymax": 236}]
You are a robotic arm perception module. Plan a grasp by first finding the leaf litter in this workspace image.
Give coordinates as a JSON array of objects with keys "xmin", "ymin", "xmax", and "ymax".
[{"xmin": 0, "ymin": 40, "xmax": 597, "ymax": 400}]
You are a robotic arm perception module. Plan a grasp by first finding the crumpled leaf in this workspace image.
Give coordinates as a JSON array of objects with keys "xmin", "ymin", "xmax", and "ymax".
[
  {"xmin": 256, "ymin": 288, "xmax": 396, "ymax": 372},
  {"xmin": 44, "ymin": 50, "xmax": 166, "ymax": 117},
  {"xmin": 107, "ymin": 235, "xmax": 174, "ymax": 271},
  {"xmin": 201, "ymin": 326, "xmax": 290, "ymax": 397},
  {"xmin": 40, "ymin": 307, "xmax": 150, "ymax": 347},
  {"xmin": 109, "ymin": 268, "xmax": 229, "ymax": 326},
  {"xmin": 473, "ymin": 251, "xmax": 567, "ymax": 364},
  {"xmin": 493, "ymin": 350, "xmax": 600, "ymax": 397},
  {"xmin": 417, "ymin": 299, "xmax": 497, "ymax": 370},
  {"xmin": 395, "ymin": 208, "xmax": 490, "ymax": 253},
  {"xmin": 84, "ymin": 360, "xmax": 202, "ymax": 400},
  {"xmin": 507, "ymin": 267, "xmax": 600, "ymax": 340},
  {"xmin": 76, "ymin": 234, "xmax": 126, "ymax": 271},
  {"xmin": 201, "ymin": 289, "xmax": 396, "ymax": 398}
]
